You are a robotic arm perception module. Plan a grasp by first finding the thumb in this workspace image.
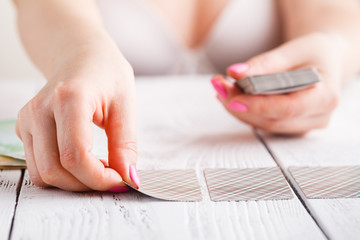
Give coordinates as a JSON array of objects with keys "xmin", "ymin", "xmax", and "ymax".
[
  {"xmin": 105, "ymin": 95, "xmax": 140, "ymax": 189},
  {"xmin": 227, "ymin": 39, "xmax": 309, "ymax": 80}
]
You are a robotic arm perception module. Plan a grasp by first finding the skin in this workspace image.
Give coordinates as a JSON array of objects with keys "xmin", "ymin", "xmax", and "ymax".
[
  {"xmin": 216, "ymin": 0, "xmax": 360, "ymax": 135},
  {"xmin": 13, "ymin": 0, "xmax": 360, "ymax": 191},
  {"xmin": 14, "ymin": 0, "xmax": 137, "ymax": 191}
]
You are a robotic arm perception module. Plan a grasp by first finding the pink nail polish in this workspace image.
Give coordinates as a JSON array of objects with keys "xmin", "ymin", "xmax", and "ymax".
[
  {"xmin": 228, "ymin": 101, "xmax": 248, "ymax": 112},
  {"xmin": 211, "ymin": 77, "xmax": 227, "ymax": 99},
  {"xmin": 109, "ymin": 186, "xmax": 129, "ymax": 193},
  {"xmin": 129, "ymin": 165, "xmax": 140, "ymax": 189},
  {"xmin": 228, "ymin": 63, "xmax": 249, "ymax": 75}
]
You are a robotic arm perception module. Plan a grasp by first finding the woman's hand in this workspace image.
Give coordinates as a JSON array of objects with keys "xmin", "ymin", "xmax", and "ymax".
[
  {"xmin": 211, "ymin": 32, "xmax": 347, "ymax": 135},
  {"xmin": 15, "ymin": 43, "xmax": 140, "ymax": 192}
]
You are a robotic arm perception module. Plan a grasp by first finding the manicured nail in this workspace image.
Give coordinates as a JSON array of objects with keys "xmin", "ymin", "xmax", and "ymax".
[
  {"xmin": 108, "ymin": 186, "xmax": 129, "ymax": 193},
  {"xmin": 129, "ymin": 164, "xmax": 140, "ymax": 189},
  {"xmin": 228, "ymin": 63, "xmax": 249, "ymax": 75},
  {"xmin": 228, "ymin": 101, "xmax": 248, "ymax": 112},
  {"xmin": 211, "ymin": 77, "xmax": 227, "ymax": 99}
]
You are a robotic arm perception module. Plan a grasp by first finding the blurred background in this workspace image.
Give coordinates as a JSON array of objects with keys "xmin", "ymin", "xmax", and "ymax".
[
  {"xmin": 0, "ymin": 1, "xmax": 42, "ymax": 80},
  {"xmin": 1, "ymin": 1, "xmax": 359, "ymax": 81},
  {"xmin": 0, "ymin": 1, "xmax": 44, "ymax": 119}
]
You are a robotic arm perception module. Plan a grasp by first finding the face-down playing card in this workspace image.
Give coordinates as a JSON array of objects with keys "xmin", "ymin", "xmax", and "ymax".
[
  {"xmin": 204, "ymin": 167, "xmax": 293, "ymax": 201},
  {"xmin": 124, "ymin": 169, "xmax": 202, "ymax": 202},
  {"xmin": 289, "ymin": 166, "xmax": 360, "ymax": 199}
]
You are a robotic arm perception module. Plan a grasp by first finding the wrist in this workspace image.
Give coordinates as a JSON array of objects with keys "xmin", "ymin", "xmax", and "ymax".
[{"xmin": 48, "ymin": 35, "xmax": 133, "ymax": 85}]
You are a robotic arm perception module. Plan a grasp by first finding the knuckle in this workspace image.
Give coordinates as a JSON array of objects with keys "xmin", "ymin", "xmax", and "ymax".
[
  {"xmin": 54, "ymin": 81, "xmax": 85, "ymax": 103},
  {"xmin": 18, "ymin": 95, "xmax": 51, "ymax": 126},
  {"xmin": 29, "ymin": 174, "xmax": 47, "ymax": 188},
  {"xmin": 26, "ymin": 98, "xmax": 46, "ymax": 119},
  {"xmin": 39, "ymin": 167, "xmax": 58, "ymax": 185},
  {"xmin": 111, "ymin": 141, "xmax": 138, "ymax": 158},
  {"xmin": 60, "ymin": 147, "xmax": 88, "ymax": 171},
  {"xmin": 59, "ymin": 148, "xmax": 79, "ymax": 170},
  {"xmin": 123, "ymin": 141, "xmax": 138, "ymax": 155}
]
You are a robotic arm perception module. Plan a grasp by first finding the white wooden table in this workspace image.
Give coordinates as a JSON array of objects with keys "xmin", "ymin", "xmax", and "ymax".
[{"xmin": 0, "ymin": 76, "xmax": 359, "ymax": 240}]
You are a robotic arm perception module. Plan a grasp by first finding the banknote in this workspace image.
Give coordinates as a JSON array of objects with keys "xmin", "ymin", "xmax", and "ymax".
[
  {"xmin": 0, "ymin": 120, "xmax": 26, "ymax": 169},
  {"xmin": 0, "ymin": 154, "xmax": 26, "ymax": 169}
]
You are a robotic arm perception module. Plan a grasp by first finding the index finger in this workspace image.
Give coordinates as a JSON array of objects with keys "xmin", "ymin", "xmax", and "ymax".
[{"xmin": 54, "ymin": 93, "xmax": 124, "ymax": 191}]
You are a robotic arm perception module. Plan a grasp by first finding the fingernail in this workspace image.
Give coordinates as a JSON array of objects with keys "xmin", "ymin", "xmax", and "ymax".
[
  {"xmin": 129, "ymin": 164, "xmax": 140, "ymax": 189},
  {"xmin": 228, "ymin": 63, "xmax": 249, "ymax": 75},
  {"xmin": 228, "ymin": 101, "xmax": 248, "ymax": 112},
  {"xmin": 211, "ymin": 77, "xmax": 227, "ymax": 99},
  {"xmin": 108, "ymin": 186, "xmax": 129, "ymax": 193}
]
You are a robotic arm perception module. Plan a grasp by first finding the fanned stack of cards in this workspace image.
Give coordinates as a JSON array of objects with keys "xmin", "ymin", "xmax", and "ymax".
[{"xmin": 236, "ymin": 67, "xmax": 322, "ymax": 94}]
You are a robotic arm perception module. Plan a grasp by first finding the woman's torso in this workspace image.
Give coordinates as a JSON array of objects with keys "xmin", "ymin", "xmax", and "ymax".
[{"xmin": 97, "ymin": 0, "xmax": 282, "ymax": 75}]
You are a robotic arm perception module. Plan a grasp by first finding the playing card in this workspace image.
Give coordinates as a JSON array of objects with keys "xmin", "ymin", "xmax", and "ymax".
[
  {"xmin": 236, "ymin": 67, "xmax": 321, "ymax": 94},
  {"xmin": 204, "ymin": 167, "xmax": 293, "ymax": 201},
  {"xmin": 124, "ymin": 169, "xmax": 202, "ymax": 202},
  {"xmin": 289, "ymin": 166, "xmax": 360, "ymax": 199}
]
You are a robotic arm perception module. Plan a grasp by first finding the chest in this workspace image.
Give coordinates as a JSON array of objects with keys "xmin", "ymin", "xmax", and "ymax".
[{"xmin": 146, "ymin": 0, "xmax": 231, "ymax": 48}]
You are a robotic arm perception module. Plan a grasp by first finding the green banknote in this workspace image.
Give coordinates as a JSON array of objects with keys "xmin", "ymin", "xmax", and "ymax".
[{"xmin": 0, "ymin": 120, "xmax": 26, "ymax": 169}]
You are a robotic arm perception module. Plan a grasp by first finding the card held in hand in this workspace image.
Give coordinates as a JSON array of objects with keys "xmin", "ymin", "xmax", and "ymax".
[{"xmin": 236, "ymin": 67, "xmax": 321, "ymax": 94}]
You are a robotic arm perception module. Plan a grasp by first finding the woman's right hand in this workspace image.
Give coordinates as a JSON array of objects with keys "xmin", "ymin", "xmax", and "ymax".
[{"xmin": 15, "ymin": 42, "xmax": 140, "ymax": 192}]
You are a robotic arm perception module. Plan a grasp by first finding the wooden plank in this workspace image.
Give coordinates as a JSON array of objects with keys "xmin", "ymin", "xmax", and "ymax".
[
  {"xmin": 10, "ymin": 76, "xmax": 325, "ymax": 239},
  {"xmin": 0, "ymin": 80, "xmax": 38, "ymax": 240},
  {"xmin": 259, "ymin": 78, "xmax": 360, "ymax": 240},
  {"xmin": 0, "ymin": 170, "xmax": 21, "ymax": 240}
]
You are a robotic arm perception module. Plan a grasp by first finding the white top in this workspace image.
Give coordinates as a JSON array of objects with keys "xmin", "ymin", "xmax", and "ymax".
[{"xmin": 97, "ymin": 0, "xmax": 281, "ymax": 75}]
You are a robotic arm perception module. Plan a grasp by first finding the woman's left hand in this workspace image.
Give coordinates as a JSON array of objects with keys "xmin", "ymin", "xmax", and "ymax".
[{"xmin": 211, "ymin": 32, "xmax": 347, "ymax": 135}]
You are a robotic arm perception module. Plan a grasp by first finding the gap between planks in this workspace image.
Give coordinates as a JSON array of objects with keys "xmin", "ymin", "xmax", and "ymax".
[
  {"xmin": 3, "ymin": 134, "xmax": 326, "ymax": 240},
  {"xmin": 254, "ymin": 129, "xmax": 330, "ymax": 240},
  {"xmin": 7, "ymin": 169, "xmax": 25, "ymax": 240}
]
